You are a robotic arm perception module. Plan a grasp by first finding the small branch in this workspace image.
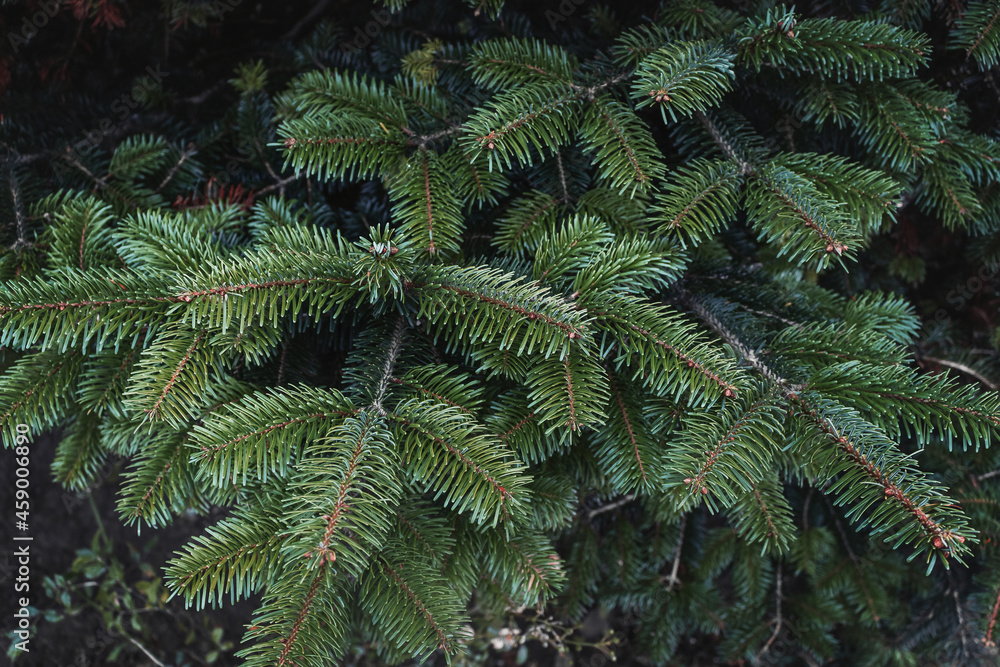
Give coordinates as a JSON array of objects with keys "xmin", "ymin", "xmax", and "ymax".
[
  {"xmin": 181, "ymin": 81, "xmax": 227, "ymax": 106},
  {"xmin": 371, "ymin": 317, "xmax": 407, "ymax": 416},
  {"xmin": 256, "ymin": 171, "xmax": 303, "ymax": 197},
  {"xmin": 6, "ymin": 158, "xmax": 28, "ymax": 251},
  {"xmin": 586, "ymin": 493, "xmax": 635, "ymax": 520},
  {"xmin": 155, "ymin": 143, "xmax": 196, "ymax": 194},
  {"xmin": 410, "ymin": 125, "xmax": 465, "ymax": 148},
  {"xmin": 985, "ymin": 577, "xmax": 1000, "ymax": 646},
  {"xmin": 951, "ymin": 585, "xmax": 971, "ymax": 658},
  {"xmin": 62, "ymin": 148, "xmax": 110, "ymax": 190},
  {"xmin": 255, "ymin": 136, "xmax": 283, "ymax": 183},
  {"xmin": 555, "ymin": 149, "xmax": 570, "ymax": 204},
  {"xmin": 125, "ymin": 635, "xmax": 166, "ymax": 667},
  {"xmin": 681, "ymin": 293, "xmax": 802, "ymax": 391},
  {"xmin": 802, "ymin": 486, "xmax": 814, "ymax": 531},
  {"xmin": 976, "ymin": 469, "xmax": 1000, "ymax": 482},
  {"xmin": 695, "ymin": 111, "xmax": 752, "ymax": 175},
  {"xmin": 738, "ymin": 304, "xmax": 804, "ymax": 330},
  {"xmin": 663, "ymin": 515, "xmax": 687, "ymax": 590},
  {"xmin": 917, "ymin": 355, "xmax": 998, "ymax": 391},
  {"xmin": 580, "ymin": 71, "xmax": 633, "ymax": 101},
  {"xmin": 798, "ymin": 651, "xmax": 821, "ymax": 667},
  {"xmin": 283, "ymin": 0, "xmax": 333, "ymax": 41},
  {"xmin": 753, "ymin": 561, "xmax": 783, "ymax": 665},
  {"xmin": 275, "ymin": 340, "xmax": 289, "ymax": 386}
]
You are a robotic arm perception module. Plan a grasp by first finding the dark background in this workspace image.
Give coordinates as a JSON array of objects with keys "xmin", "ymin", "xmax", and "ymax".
[{"xmin": 1, "ymin": 0, "xmax": 999, "ymax": 665}]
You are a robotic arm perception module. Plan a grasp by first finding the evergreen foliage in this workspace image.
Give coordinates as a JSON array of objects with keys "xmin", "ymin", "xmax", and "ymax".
[{"xmin": 3, "ymin": 0, "xmax": 1000, "ymax": 664}]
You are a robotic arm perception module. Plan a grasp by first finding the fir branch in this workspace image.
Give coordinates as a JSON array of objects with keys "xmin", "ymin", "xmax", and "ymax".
[
  {"xmin": 496, "ymin": 411, "xmax": 536, "ymax": 442},
  {"xmin": 381, "ymin": 561, "xmax": 453, "ymax": 652},
  {"xmin": 145, "ymin": 329, "xmax": 208, "ymax": 419},
  {"xmin": 585, "ymin": 295, "xmax": 742, "ymax": 399},
  {"xmin": 791, "ymin": 393, "xmax": 965, "ymax": 554},
  {"xmin": 609, "ymin": 373, "xmax": 646, "ymax": 483},
  {"xmin": 587, "ymin": 493, "xmax": 635, "ymax": 520},
  {"xmin": 391, "ymin": 410, "xmax": 514, "ymax": 517},
  {"xmin": 663, "ymin": 515, "xmax": 687, "ymax": 590},
  {"xmin": 695, "ymin": 112, "xmax": 752, "ymax": 174},
  {"xmin": 986, "ymin": 579, "xmax": 1000, "ymax": 645},
  {"xmin": 917, "ymin": 355, "xmax": 998, "ymax": 391},
  {"xmin": 128, "ymin": 434, "xmax": 187, "ymax": 521},
  {"xmin": 753, "ymin": 561, "xmax": 782, "ymax": 665},
  {"xmin": 285, "ymin": 412, "xmax": 401, "ymax": 575},
  {"xmin": 681, "ymin": 295, "xmax": 799, "ymax": 390},
  {"xmin": 277, "ymin": 564, "xmax": 328, "ymax": 666},
  {"xmin": 192, "ymin": 385, "xmax": 358, "ymax": 485},
  {"xmin": 361, "ymin": 546, "xmax": 466, "ymax": 659},
  {"xmin": 7, "ymin": 160, "xmax": 28, "ymax": 251},
  {"xmin": 493, "ymin": 190, "xmax": 561, "ymax": 253},
  {"xmin": 372, "ymin": 318, "xmax": 407, "ymax": 416}
]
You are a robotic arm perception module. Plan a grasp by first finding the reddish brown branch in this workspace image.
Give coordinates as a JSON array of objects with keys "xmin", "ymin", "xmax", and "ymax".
[
  {"xmin": 382, "ymin": 561, "xmax": 452, "ymax": 652},
  {"xmin": 564, "ymin": 358, "xmax": 578, "ymax": 431},
  {"xmin": 277, "ymin": 563, "xmax": 327, "ymax": 666},
  {"xmin": 390, "ymin": 377, "xmax": 470, "ymax": 413},
  {"xmin": 146, "ymin": 330, "xmax": 208, "ymax": 417},
  {"xmin": 986, "ymin": 580, "xmax": 1000, "ymax": 645},
  {"xmin": 418, "ymin": 281, "xmax": 582, "ymax": 338},
  {"xmin": 419, "ymin": 147, "xmax": 437, "ymax": 254},
  {"xmin": 307, "ymin": 421, "xmax": 372, "ymax": 563},
  {"xmin": 199, "ymin": 410, "xmax": 357, "ymax": 457},
  {"xmin": 608, "ymin": 372, "xmax": 645, "ymax": 482},
  {"xmin": 393, "ymin": 416, "xmax": 510, "ymax": 515},
  {"xmin": 594, "ymin": 105, "xmax": 647, "ymax": 185}
]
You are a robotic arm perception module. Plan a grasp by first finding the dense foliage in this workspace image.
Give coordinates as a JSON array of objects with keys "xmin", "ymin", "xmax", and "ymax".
[{"xmin": 3, "ymin": 0, "xmax": 1000, "ymax": 665}]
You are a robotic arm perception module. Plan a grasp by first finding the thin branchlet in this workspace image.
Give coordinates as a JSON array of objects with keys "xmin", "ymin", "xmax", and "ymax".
[
  {"xmin": 680, "ymin": 293, "xmax": 801, "ymax": 391},
  {"xmin": 371, "ymin": 317, "xmax": 407, "ymax": 416}
]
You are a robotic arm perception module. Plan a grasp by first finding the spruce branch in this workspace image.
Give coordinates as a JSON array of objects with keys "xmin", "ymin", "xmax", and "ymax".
[
  {"xmin": 555, "ymin": 149, "xmax": 570, "ymax": 204},
  {"xmin": 695, "ymin": 112, "xmax": 752, "ymax": 175},
  {"xmin": 753, "ymin": 561, "xmax": 782, "ymax": 665},
  {"xmin": 822, "ymin": 493, "xmax": 881, "ymax": 621},
  {"xmin": 609, "ymin": 372, "xmax": 647, "ymax": 484},
  {"xmin": 154, "ymin": 143, "xmax": 196, "ymax": 194},
  {"xmin": 8, "ymin": 8, "xmax": 1000, "ymax": 664},
  {"xmin": 372, "ymin": 317, "xmax": 407, "ymax": 416},
  {"xmin": 663, "ymin": 514, "xmax": 687, "ymax": 591},
  {"xmin": 6, "ymin": 159, "xmax": 28, "ymax": 252},
  {"xmin": 681, "ymin": 294, "xmax": 799, "ymax": 390},
  {"xmin": 986, "ymin": 578, "xmax": 1000, "ymax": 645},
  {"xmin": 586, "ymin": 493, "xmax": 636, "ymax": 520},
  {"xmin": 917, "ymin": 355, "xmax": 998, "ymax": 391}
]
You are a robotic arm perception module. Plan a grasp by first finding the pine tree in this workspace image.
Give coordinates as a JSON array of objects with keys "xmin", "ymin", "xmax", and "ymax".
[{"xmin": 3, "ymin": 0, "xmax": 1000, "ymax": 664}]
